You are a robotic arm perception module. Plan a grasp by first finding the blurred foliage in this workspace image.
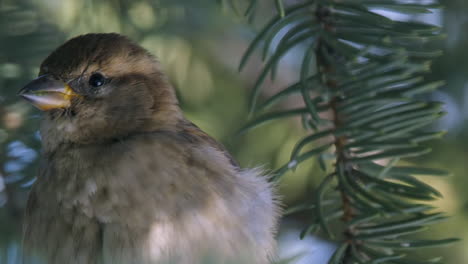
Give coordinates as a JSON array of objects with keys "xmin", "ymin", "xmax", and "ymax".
[{"xmin": 0, "ymin": 0, "xmax": 467, "ymax": 263}]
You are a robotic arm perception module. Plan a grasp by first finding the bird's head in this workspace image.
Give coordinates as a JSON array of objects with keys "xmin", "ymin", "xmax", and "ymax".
[{"xmin": 19, "ymin": 33, "xmax": 182, "ymax": 150}]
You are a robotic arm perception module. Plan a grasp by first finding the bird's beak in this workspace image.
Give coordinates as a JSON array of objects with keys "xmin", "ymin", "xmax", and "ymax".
[{"xmin": 18, "ymin": 75, "xmax": 78, "ymax": 111}]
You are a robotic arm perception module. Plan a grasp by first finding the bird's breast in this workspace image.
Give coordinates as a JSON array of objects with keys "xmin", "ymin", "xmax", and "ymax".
[{"xmin": 25, "ymin": 133, "xmax": 277, "ymax": 264}]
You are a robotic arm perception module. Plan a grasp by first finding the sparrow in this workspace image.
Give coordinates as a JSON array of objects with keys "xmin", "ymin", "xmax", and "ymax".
[{"xmin": 19, "ymin": 33, "xmax": 279, "ymax": 264}]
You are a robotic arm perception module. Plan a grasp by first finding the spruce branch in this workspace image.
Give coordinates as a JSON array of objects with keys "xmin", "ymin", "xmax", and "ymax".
[{"xmin": 224, "ymin": 0, "xmax": 457, "ymax": 263}]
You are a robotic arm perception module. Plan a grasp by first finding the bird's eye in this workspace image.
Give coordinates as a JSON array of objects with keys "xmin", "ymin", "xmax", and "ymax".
[{"xmin": 89, "ymin": 73, "xmax": 107, "ymax": 88}]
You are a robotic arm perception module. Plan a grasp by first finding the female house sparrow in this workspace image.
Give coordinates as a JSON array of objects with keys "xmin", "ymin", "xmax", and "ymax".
[{"xmin": 19, "ymin": 33, "xmax": 279, "ymax": 264}]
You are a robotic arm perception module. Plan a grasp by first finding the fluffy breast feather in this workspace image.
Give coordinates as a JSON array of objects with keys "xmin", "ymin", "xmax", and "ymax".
[{"xmin": 23, "ymin": 131, "xmax": 279, "ymax": 264}]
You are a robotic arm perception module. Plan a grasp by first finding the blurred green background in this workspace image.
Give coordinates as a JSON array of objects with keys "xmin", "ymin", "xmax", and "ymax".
[{"xmin": 0, "ymin": 0, "xmax": 467, "ymax": 263}]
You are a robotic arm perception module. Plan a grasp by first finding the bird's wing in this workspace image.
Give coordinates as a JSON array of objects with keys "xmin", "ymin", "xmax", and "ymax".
[
  {"xmin": 97, "ymin": 130, "xmax": 276, "ymax": 264},
  {"xmin": 175, "ymin": 119, "xmax": 240, "ymax": 168}
]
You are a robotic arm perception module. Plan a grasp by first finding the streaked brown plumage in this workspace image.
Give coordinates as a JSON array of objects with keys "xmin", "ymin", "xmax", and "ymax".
[{"xmin": 19, "ymin": 33, "xmax": 279, "ymax": 264}]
